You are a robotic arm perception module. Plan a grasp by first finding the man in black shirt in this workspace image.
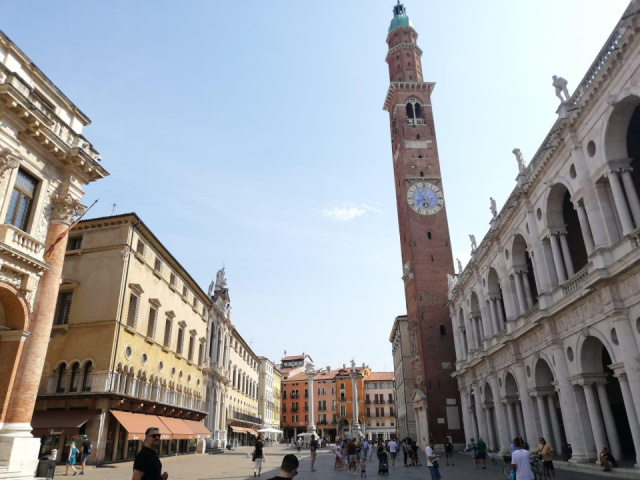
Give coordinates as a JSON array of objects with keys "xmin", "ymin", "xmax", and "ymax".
[
  {"xmin": 266, "ymin": 454, "xmax": 299, "ymax": 480},
  {"xmin": 132, "ymin": 427, "xmax": 168, "ymax": 480}
]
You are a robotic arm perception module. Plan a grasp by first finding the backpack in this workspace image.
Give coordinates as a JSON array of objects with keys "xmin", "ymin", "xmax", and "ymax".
[{"xmin": 86, "ymin": 442, "xmax": 92, "ymax": 455}]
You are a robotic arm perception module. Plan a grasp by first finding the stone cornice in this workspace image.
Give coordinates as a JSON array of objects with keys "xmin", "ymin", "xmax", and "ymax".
[
  {"xmin": 385, "ymin": 43, "xmax": 423, "ymax": 62},
  {"xmin": 386, "ymin": 25, "xmax": 418, "ymax": 44},
  {"xmin": 383, "ymin": 81, "xmax": 435, "ymax": 112}
]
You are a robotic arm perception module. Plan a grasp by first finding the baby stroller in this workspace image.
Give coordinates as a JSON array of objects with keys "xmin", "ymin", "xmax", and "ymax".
[
  {"xmin": 378, "ymin": 451, "xmax": 389, "ymax": 475},
  {"xmin": 410, "ymin": 445, "xmax": 421, "ymax": 466}
]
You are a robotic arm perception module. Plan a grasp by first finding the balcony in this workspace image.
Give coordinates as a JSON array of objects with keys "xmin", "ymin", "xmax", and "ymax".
[
  {"xmin": 232, "ymin": 411, "xmax": 261, "ymax": 425},
  {"xmin": 38, "ymin": 372, "xmax": 208, "ymax": 413},
  {"xmin": 0, "ymin": 224, "xmax": 45, "ymax": 263},
  {"xmin": 291, "ymin": 407, "xmax": 299, "ymax": 413}
]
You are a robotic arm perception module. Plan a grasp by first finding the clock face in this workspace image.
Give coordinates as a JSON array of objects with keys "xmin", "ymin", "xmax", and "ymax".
[{"xmin": 407, "ymin": 182, "xmax": 444, "ymax": 215}]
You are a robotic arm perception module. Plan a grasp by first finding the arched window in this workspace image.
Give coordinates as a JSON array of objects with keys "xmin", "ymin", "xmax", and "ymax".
[
  {"xmin": 405, "ymin": 98, "xmax": 424, "ymax": 125},
  {"xmin": 82, "ymin": 361, "xmax": 93, "ymax": 392},
  {"xmin": 340, "ymin": 404, "xmax": 346, "ymax": 417},
  {"xmin": 69, "ymin": 362, "xmax": 80, "ymax": 392},
  {"xmin": 56, "ymin": 363, "xmax": 67, "ymax": 393},
  {"xmin": 440, "ymin": 325, "xmax": 447, "ymax": 335}
]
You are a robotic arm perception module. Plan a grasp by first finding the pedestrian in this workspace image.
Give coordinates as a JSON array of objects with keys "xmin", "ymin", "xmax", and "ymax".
[
  {"xmin": 78, "ymin": 434, "xmax": 92, "ymax": 475},
  {"xmin": 535, "ymin": 437, "xmax": 555, "ymax": 479},
  {"xmin": 132, "ymin": 427, "xmax": 169, "ymax": 480},
  {"xmin": 347, "ymin": 438, "xmax": 358, "ymax": 474},
  {"xmin": 360, "ymin": 456, "xmax": 367, "ymax": 478},
  {"xmin": 599, "ymin": 447, "xmax": 618, "ymax": 471},
  {"xmin": 253, "ymin": 435, "xmax": 265, "ymax": 477},
  {"xmin": 487, "ymin": 450, "xmax": 498, "ymax": 466},
  {"xmin": 334, "ymin": 439, "xmax": 343, "ymax": 470},
  {"xmin": 476, "ymin": 437, "xmax": 487, "ymax": 469},
  {"xmin": 425, "ymin": 439, "xmax": 442, "ymax": 480},
  {"xmin": 401, "ymin": 438, "xmax": 409, "ymax": 466},
  {"xmin": 309, "ymin": 435, "xmax": 318, "ymax": 472},
  {"xmin": 467, "ymin": 437, "xmax": 478, "ymax": 469},
  {"xmin": 511, "ymin": 437, "xmax": 534, "ymax": 480},
  {"xmin": 266, "ymin": 454, "xmax": 299, "ymax": 480},
  {"xmin": 443, "ymin": 437, "xmax": 453, "ymax": 466},
  {"xmin": 388, "ymin": 438, "xmax": 397, "ymax": 467},
  {"xmin": 295, "ymin": 438, "xmax": 302, "ymax": 457},
  {"xmin": 65, "ymin": 441, "xmax": 79, "ymax": 476}
]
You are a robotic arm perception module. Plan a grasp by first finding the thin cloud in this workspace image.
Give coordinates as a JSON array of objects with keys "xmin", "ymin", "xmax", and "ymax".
[{"xmin": 319, "ymin": 202, "xmax": 381, "ymax": 221}]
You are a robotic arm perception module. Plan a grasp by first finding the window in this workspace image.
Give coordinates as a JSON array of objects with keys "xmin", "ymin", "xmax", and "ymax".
[
  {"xmin": 405, "ymin": 98, "xmax": 423, "ymax": 124},
  {"xmin": 283, "ymin": 416, "xmax": 286, "ymax": 423},
  {"xmin": 188, "ymin": 335, "xmax": 195, "ymax": 361},
  {"xmin": 440, "ymin": 325, "xmax": 447, "ymax": 335},
  {"xmin": 198, "ymin": 342, "xmax": 205, "ymax": 366},
  {"xmin": 154, "ymin": 257, "xmax": 162, "ymax": 272},
  {"xmin": 192, "ymin": 297, "xmax": 197, "ymax": 308},
  {"xmin": 332, "ymin": 400, "xmax": 336, "ymax": 410},
  {"xmin": 170, "ymin": 273, "xmax": 176, "ymax": 287},
  {"xmin": 82, "ymin": 361, "xmax": 93, "ymax": 392},
  {"xmin": 67, "ymin": 236, "xmax": 83, "ymax": 251},
  {"xmin": 53, "ymin": 291, "xmax": 73, "ymax": 325},
  {"xmin": 56, "ymin": 363, "xmax": 67, "ymax": 393},
  {"xmin": 69, "ymin": 362, "xmax": 80, "ymax": 392},
  {"xmin": 182, "ymin": 286, "xmax": 188, "ymax": 297},
  {"xmin": 146, "ymin": 306, "xmax": 158, "ymax": 338},
  {"xmin": 5, "ymin": 169, "xmax": 37, "ymax": 231},
  {"xmin": 126, "ymin": 293, "xmax": 140, "ymax": 328},
  {"xmin": 332, "ymin": 414, "xmax": 337, "ymax": 424},
  {"xmin": 177, "ymin": 326, "xmax": 185, "ymax": 354},
  {"xmin": 340, "ymin": 405, "xmax": 346, "ymax": 417},
  {"xmin": 163, "ymin": 318, "xmax": 172, "ymax": 347},
  {"xmin": 135, "ymin": 239, "xmax": 145, "ymax": 255}
]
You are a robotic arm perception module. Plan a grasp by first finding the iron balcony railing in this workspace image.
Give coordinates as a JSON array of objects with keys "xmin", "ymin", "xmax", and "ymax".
[
  {"xmin": 232, "ymin": 411, "xmax": 261, "ymax": 425},
  {"xmin": 38, "ymin": 372, "xmax": 208, "ymax": 413}
]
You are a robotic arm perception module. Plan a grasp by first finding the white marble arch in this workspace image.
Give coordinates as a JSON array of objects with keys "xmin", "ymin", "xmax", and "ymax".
[{"xmin": 602, "ymin": 92, "xmax": 640, "ymax": 162}]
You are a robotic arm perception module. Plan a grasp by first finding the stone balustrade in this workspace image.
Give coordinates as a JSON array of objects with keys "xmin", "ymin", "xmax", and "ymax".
[{"xmin": 0, "ymin": 224, "xmax": 45, "ymax": 261}]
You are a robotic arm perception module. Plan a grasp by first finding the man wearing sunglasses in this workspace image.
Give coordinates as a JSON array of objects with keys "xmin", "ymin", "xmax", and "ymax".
[
  {"xmin": 266, "ymin": 454, "xmax": 299, "ymax": 479},
  {"xmin": 132, "ymin": 427, "xmax": 169, "ymax": 480}
]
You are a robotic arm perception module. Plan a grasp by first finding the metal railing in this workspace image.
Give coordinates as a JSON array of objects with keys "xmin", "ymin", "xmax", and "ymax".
[
  {"xmin": 231, "ymin": 411, "xmax": 261, "ymax": 425},
  {"xmin": 38, "ymin": 372, "xmax": 208, "ymax": 412}
]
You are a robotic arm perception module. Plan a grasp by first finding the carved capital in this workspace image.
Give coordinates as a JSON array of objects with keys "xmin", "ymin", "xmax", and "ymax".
[
  {"xmin": 0, "ymin": 148, "xmax": 21, "ymax": 175},
  {"xmin": 50, "ymin": 193, "xmax": 85, "ymax": 225}
]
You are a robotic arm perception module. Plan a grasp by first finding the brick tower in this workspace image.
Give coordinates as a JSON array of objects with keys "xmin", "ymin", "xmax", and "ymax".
[{"xmin": 383, "ymin": 3, "xmax": 462, "ymax": 443}]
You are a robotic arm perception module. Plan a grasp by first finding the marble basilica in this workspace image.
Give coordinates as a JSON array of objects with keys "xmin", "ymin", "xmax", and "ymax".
[{"xmin": 449, "ymin": 1, "xmax": 640, "ymax": 464}]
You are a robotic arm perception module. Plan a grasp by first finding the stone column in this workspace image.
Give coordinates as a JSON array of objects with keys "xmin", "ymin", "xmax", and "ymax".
[
  {"xmin": 607, "ymin": 170, "xmax": 635, "ymax": 235},
  {"xmin": 575, "ymin": 202, "xmax": 595, "ymax": 255},
  {"xmin": 489, "ymin": 377, "xmax": 510, "ymax": 454},
  {"xmin": 581, "ymin": 383, "xmax": 608, "ymax": 454},
  {"xmin": 506, "ymin": 401, "xmax": 518, "ymax": 439},
  {"xmin": 474, "ymin": 316, "xmax": 484, "ymax": 349},
  {"xmin": 535, "ymin": 395, "xmax": 553, "ymax": 449},
  {"xmin": 512, "ymin": 364, "xmax": 537, "ymax": 444},
  {"xmin": 496, "ymin": 299, "xmax": 506, "ymax": 330},
  {"xmin": 548, "ymin": 234, "xmax": 567, "ymax": 284},
  {"xmin": 473, "ymin": 386, "xmax": 487, "ymax": 441},
  {"xmin": 485, "ymin": 407, "xmax": 497, "ymax": 451},
  {"xmin": 558, "ymin": 233, "xmax": 575, "ymax": 277},
  {"xmin": 460, "ymin": 390, "xmax": 473, "ymax": 443},
  {"xmin": 515, "ymin": 403, "xmax": 526, "ymax": 440},
  {"xmin": 467, "ymin": 314, "xmax": 478, "ymax": 352},
  {"xmin": 350, "ymin": 366, "xmax": 361, "ymax": 438},
  {"xmin": 595, "ymin": 383, "xmax": 622, "ymax": 460},
  {"xmin": 546, "ymin": 395, "xmax": 562, "ymax": 451},
  {"xmin": 306, "ymin": 365, "xmax": 316, "ymax": 435},
  {"xmin": 612, "ymin": 370, "xmax": 640, "ymax": 463},
  {"xmin": 521, "ymin": 273, "xmax": 534, "ymax": 309},
  {"xmin": 490, "ymin": 298, "xmax": 500, "ymax": 336},
  {"xmin": 0, "ymin": 192, "xmax": 83, "ymax": 474},
  {"xmin": 513, "ymin": 272, "xmax": 527, "ymax": 314},
  {"xmin": 622, "ymin": 169, "xmax": 640, "ymax": 228}
]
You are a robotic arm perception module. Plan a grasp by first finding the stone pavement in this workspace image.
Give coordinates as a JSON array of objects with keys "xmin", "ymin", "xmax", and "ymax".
[{"xmin": 54, "ymin": 444, "xmax": 625, "ymax": 480}]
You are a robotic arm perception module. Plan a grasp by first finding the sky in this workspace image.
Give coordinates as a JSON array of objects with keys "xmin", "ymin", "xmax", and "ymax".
[{"xmin": 0, "ymin": 1, "xmax": 629, "ymax": 372}]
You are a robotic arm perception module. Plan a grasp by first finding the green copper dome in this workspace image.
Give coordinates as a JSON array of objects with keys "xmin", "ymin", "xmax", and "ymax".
[{"xmin": 389, "ymin": 2, "xmax": 414, "ymax": 32}]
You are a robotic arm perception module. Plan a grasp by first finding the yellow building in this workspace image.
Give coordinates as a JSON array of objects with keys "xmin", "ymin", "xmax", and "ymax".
[
  {"xmin": 35, "ymin": 213, "xmax": 212, "ymax": 464},
  {"xmin": 273, "ymin": 367, "xmax": 282, "ymax": 433}
]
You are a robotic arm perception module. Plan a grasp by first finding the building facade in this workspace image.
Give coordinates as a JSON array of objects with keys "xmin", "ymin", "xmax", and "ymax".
[
  {"xmin": 258, "ymin": 357, "xmax": 281, "ymax": 441},
  {"xmin": 383, "ymin": 3, "xmax": 462, "ymax": 446},
  {"xmin": 34, "ymin": 214, "xmax": 212, "ymax": 465},
  {"xmin": 203, "ymin": 270, "xmax": 232, "ymax": 448},
  {"xmin": 0, "ymin": 30, "xmax": 108, "ymax": 478},
  {"xmin": 450, "ymin": 1, "xmax": 640, "ymax": 464},
  {"xmin": 389, "ymin": 315, "xmax": 418, "ymax": 441},
  {"xmin": 364, "ymin": 373, "xmax": 396, "ymax": 441},
  {"xmin": 226, "ymin": 329, "xmax": 261, "ymax": 446}
]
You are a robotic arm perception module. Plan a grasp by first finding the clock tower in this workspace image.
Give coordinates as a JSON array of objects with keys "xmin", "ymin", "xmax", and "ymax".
[{"xmin": 383, "ymin": 3, "xmax": 462, "ymax": 442}]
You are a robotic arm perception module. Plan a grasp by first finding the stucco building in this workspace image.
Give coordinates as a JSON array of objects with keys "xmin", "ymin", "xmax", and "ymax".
[
  {"xmin": 364, "ymin": 372, "xmax": 396, "ymax": 441},
  {"xmin": 34, "ymin": 214, "xmax": 211, "ymax": 465},
  {"xmin": 449, "ymin": 0, "xmax": 640, "ymax": 464},
  {"xmin": 389, "ymin": 315, "xmax": 418, "ymax": 442},
  {"xmin": 258, "ymin": 357, "xmax": 282, "ymax": 441},
  {"xmin": 0, "ymin": 30, "xmax": 108, "ymax": 478}
]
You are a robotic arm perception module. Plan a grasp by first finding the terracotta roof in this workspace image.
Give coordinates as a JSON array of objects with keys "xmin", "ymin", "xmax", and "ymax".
[
  {"xmin": 282, "ymin": 355, "xmax": 306, "ymax": 361},
  {"xmin": 283, "ymin": 372, "xmax": 308, "ymax": 382},
  {"xmin": 365, "ymin": 372, "xmax": 394, "ymax": 382}
]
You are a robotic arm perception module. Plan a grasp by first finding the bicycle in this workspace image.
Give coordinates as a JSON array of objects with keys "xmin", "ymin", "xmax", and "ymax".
[
  {"xmin": 502, "ymin": 455, "xmax": 511, "ymax": 479},
  {"xmin": 530, "ymin": 454, "xmax": 548, "ymax": 480}
]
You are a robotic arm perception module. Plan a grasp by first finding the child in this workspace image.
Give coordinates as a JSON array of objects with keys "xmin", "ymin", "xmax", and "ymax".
[
  {"xmin": 487, "ymin": 450, "xmax": 498, "ymax": 466},
  {"xmin": 360, "ymin": 457, "xmax": 367, "ymax": 477},
  {"xmin": 65, "ymin": 441, "xmax": 78, "ymax": 476}
]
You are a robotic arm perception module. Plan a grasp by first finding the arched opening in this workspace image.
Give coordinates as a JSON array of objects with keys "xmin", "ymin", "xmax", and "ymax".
[
  {"xmin": 469, "ymin": 292, "xmax": 484, "ymax": 349},
  {"xmin": 504, "ymin": 372, "xmax": 526, "ymax": 441},
  {"xmin": 547, "ymin": 183, "xmax": 588, "ymax": 279},
  {"xmin": 580, "ymin": 336, "xmax": 634, "ymax": 460},
  {"xmin": 56, "ymin": 362, "xmax": 67, "ymax": 393},
  {"xmin": 458, "ymin": 308, "xmax": 468, "ymax": 358},
  {"xmin": 406, "ymin": 98, "xmax": 424, "ymax": 125},
  {"xmin": 534, "ymin": 358, "xmax": 565, "ymax": 452},
  {"xmin": 511, "ymin": 234, "xmax": 538, "ymax": 312},
  {"xmin": 81, "ymin": 361, "xmax": 93, "ymax": 392},
  {"xmin": 69, "ymin": 362, "xmax": 80, "ymax": 392},
  {"xmin": 469, "ymin": 388, "xmax": 480, "ymax": 441},
  {"xmin": 487, "ymin": 268, "xmax": 506, "ymax": 333},
  {"xmin": 483, "ymin": 382, "xmax": 499, "ymax": 451}
]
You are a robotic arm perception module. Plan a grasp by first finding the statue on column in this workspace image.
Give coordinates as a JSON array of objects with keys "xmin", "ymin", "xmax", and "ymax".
[
  {"xmin": 215, "ymin": 267, "xmax": 227, "ymax": 289},
  {"xmin": 490, "ymin": 198, "xmax": 497, "ymax": 218},
  {"xmin": 457, "ymin": 258, "xmax": 463, "ymax": 275},
  {"xmin": 207, "ymin": 280, "xmax": 214, "ymax": 297},
  {"xmin": 552, "ymin": 75, "xmax": 570, "ymax": 103},
  {"xmin": 512, "ymin": 148, "xmax": 526, "ymax": 173},
  {"xmin": 469, "ymin": 234, "xmax": 477, "ymax": 252}
]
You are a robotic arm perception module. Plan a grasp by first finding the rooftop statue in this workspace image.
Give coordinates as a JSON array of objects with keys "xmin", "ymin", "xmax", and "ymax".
[
  {"xmin": 470, "ymin": 234, "xmax": 477, "ymax": 252},
  {"xmin": 490, "ymin": 197, "xmax": 497, "ymax": 218},
  {"xmin": 552, "ymin": 75, "xmax": 570, "ymax": 103},
  {"xmin": 512, "ymin": 148, "xmax": 526, "ymax": 173}
]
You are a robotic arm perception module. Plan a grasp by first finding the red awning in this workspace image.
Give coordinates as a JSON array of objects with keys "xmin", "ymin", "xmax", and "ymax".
[
  {"xmin": 158, "ymin": 416, "xmax": 193, "ymax": 440},
  {"xmin": 31, "ymin": 410, "xmax": 96, "ymax": 437},
  {"xmin": 183, "ymin": 419, "xmax": 212, "ymax": 438}
]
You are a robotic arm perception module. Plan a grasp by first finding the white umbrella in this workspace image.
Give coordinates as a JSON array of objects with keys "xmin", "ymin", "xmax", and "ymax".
[
  {"xmin": 297, "ymin": 432, "xmax": 313, "ymax": 437},
  {"xmin": 257, "ymin": 428, "xmax": 283, "ymax": 434}
]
